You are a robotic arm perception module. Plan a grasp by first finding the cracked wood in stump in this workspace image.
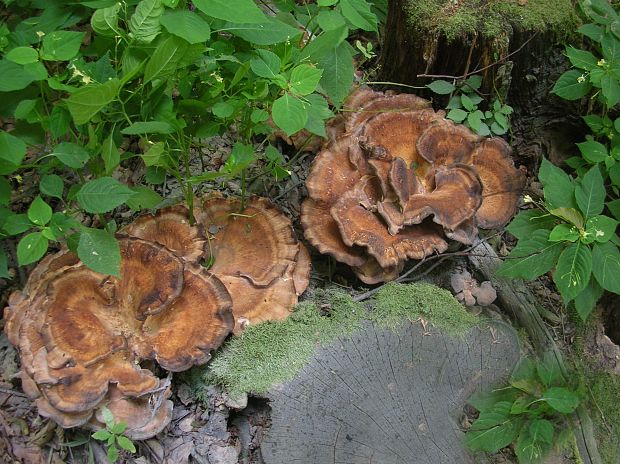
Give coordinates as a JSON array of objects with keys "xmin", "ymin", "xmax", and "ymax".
[{"xmin": 261, "ymin": 320, "xmax": 519, "ymax": 464}]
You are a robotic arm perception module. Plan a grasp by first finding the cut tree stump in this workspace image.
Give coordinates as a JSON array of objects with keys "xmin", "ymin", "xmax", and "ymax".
[{"xmin": 261, "ymin": 320, "xmax": 519, "ymax": 463}]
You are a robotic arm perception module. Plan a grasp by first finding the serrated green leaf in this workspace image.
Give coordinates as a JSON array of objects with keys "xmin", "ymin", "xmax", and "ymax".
[
  {"xmin": 566, "ymin": 46, "xmax": 598, "ymax": 70},
  {"xmin": 27, "ymin": 196, "xmax": 52, "ymax": 226},
  {"xmin": 289, "ymin": 64, "xmax": 322, "ymax": 96},
  {"xmin": 549, "ymin": 207, "xmax": 584, "ymax": 229},
  {"xmin": 223, "ymin": 142, "xmax": 255, "ymax": 176},
  {"xmin": 317, "ymin": 10, "xmax": 346, "ymax": 30},
  {"xmin": 574, "ymin": 277, "xmax": 604, "ymax": 321},
  {"xmin": 465, "ymin": 402, "xmax": 522, "ymax": 452},
  {"xmin": 125, "ymin": 186, "xmax": 163, "ymax": 211},
  {"xmin": 76, "ymin": 177, "xmax": 135, "ymax": 213},
  {"xmin": 538, "ymin": 158, "xmax": 576, "ymax": 209},
  {"xmin": 0, "ymin": 60, "xmax": 47, "ymax": 92},
  {"xmin": 506, "ymin": 210, "xmax": 556, "ymax": 239},
  {"xmin": 143, "ymin": 34, "xmax": 189, "ymax": 84},
  {"xmin": 536, "ymin": 351, "xmax": 563, "ymax": 388},
  {"xmin": 468, "ymin": 387, "xmax": 519, "ymax": 413},
  {"xmin": 549, "ymin": 223, "xmax": 579, "ymax": 242},
  {"xmin": 40, "ymin": 31, "xmax": 84, "ymax": 61},
  {"xmin": 17, "ymin": 232, "xmax": 48, "ymax": 266},
  {"xmin": 3, "ymin": 214, "xmax": 32, "ymax": 235},
  {"xmin": 194, "ymin": 0, "xmax": 266, "ymax": 23},
  {"xmin": 460, "ymin": 94, "xmax": 475, "ymax": 111},
  {"xmin": 426, "ymin": 79, "xmax": 455, "ymax": 95},
  {"xmin": 129, "ymin": 0, "xmax": 163, "ymax": 43},
  {"xmin": 577, "ymin": 140, "xmax": 608, "ymax": 163},
  {"xmin": 575, "ymin": 165, "xmax": 605, "ymax": 218},
  {"xmin": 212, "ymin": 102, "xmax": 235, "ymax": 119},
  {"xmin": 121, "ymin": 121, "xmax": 174, "ymax": 135},
  {"xmin": 101, "ymin": 135, "xmax": 120, "ymax": 174},
  {"xmin": 160, "ymin": 10, "xmax": 211, "ymax": 44},
  {"xmin": 579, "ymin": 23, "xmax": 603, "ymax": 41},
  {"xmin": 141, "ymin": 141, "xmax": 166, "ymax": 167},
  {"xmin": 510, "ymin": 358, "xmax": 540, "ymax": 395},
  {"xmin": 116, "ymin": 435, "xmax": 136, "ymax": 453},
  {"xmin": 446, "ymin": 108, "xmax": 467, "ymax": 123},
  {"xmin": 601, "ymin": 72, "xmax": 620, "ymax": 107},
  {"xmin": 5, "ymin": 46, "xmax": 39, "ymax": 65},
  {"xmin": 339, "ymin": 0, "xmax": 377, "ymax": 31},
  {"xmin": 52, "ymin": 142, "xmax": 90, "ymax": 169},
  {"xmin": 515, "ymin": 419, "xmax": 554, "ymax": 464},
  {"xmin": 107, "ymin": 445, "xmax": 119, "ymax": 463},
  {"xmin": 48, "ymin": 106, "xmax": 71, "ymax": 140},
  {"xmin": 65, "ymin": 79, "xmax": 120, "ymax": 125},
  {"xmin": 92, "ymin": 429, "xmax": 112, "ymax": 441},
  {"xmin": 272, "ymin": 92, "xmax": 308, "ymax": 136},
  {"xmin": 592, "ymin": 241, "xmax": 620, "ymax": 293},
  {"xmin": 91, "ymin": 3, "xmax": 122, "ymax": 37},
  {"xmin": 109, "ymin": 422, "xmax": 127, "ymax": 435},
  {"xmin": 315, "ymin": 40, "xmax": 354, "ymax": 107},
  {"xmin": 553, "ymin": 241, "xmax": 592, "ymax": 302},
  {"xmin": 225, "ymin": 17, "xmax": 301, "ymax": 45},
  {"xmin": 584, "ymin": 215, "xmax": 618, "ymax": 243},
  {"xmin": 77, "ymin": 228, "xmax": 120, "ymax": 276},
  {"xmin": 250, "ymin": 49, "xmax": 281, "ymax": 78},
  {"xmin": 304, "ymin": 93, "xmax": 333, "ymax": 137},
  {"xmin": 542, "ymin": 387, "xmax": 580, "ymax": 413},
  {"xmin": 498, "ymin": 230, "xmax": 564, "ymax": 279},
  {"xmin": 552, "ymin": 69, "xmax": 591, "ymax": 100}
]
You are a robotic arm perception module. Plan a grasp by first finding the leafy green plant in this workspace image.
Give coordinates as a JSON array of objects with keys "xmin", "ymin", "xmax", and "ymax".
[
  {"xmin": 426, "ymin": 75, "xmax": 513, "ymax": 136},
  {"xmin": 466, "ymin": 353, "xmax": 581, "ymax": 463},
  {"xmin": 0, "ymin": 0, "xmax": 381, "ymax": 277},
  {"xmin": 91, "ymin": 407, "xmax": 136, "ymax": 463},
  {"xmin": 499, "ymin": 158, "xmax": 619, "ymax": 320}
]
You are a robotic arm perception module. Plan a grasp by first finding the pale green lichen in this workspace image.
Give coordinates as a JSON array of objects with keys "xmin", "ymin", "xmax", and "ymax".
[
  {"xmin": 404, "ymin": 0, "xmax": 578, "ymax": 42},
  {"xmin": 199, "ymin": 282, "xmax": 479, "ymax": 397}
]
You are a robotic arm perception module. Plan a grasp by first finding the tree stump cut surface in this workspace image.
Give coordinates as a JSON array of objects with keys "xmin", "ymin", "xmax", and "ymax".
[{"xmin": 262, "ymin": 320, "xmax": 520, "ymax": 463}]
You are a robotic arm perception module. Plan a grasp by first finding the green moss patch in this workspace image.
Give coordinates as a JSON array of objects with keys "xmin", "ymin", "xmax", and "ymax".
[
  {"xmin": 404, "ymin": 0, "xmax": 577, "ymax": 41},
  {"xmin": 200, "ymin": 282, "xmax": 480, "ymax": 396}
]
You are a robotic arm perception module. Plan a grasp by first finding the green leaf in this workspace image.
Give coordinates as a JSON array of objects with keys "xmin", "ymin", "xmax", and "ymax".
[
  {"xmin": 538, "ymin": 158, "xmax": 576, "ymax": 209},
  {"xmin": 317, "ymin": 10, "xmax": 346, "ymax": 30},
  {"xmin": 125, "ymin": 186, "xmax": 163, "ymax": 211},
  {"xmin": 77, "ymin": 228, "xmax": 121, "ymax": 276},
  {"xmin": 610, "ymin": 162, "xmax": 620, "ymax": 187},
  {"xmin": 607, "ymin": 198, "xmax": 620, "ymax": 220},
  {"xmin": 3, "ymin": 214, "xmax": 32, "ymax": 235},
  {"xmin": 143, "ymin": 34, "xmax": 189, "ymax": 84},
  {"xmin": 552, "ymin": 69, "xmax": 591, "ymax": 100},
  {"xmin": 446, "ymin": 108, "xmax": 467, "ymax": 123},
  {"xmin": 289, "ymin": 64, "xmax": 322, "ymax": 96},
  {"xmin": 272, "ymin": 93, "xmax": 308, "ymax": 136},
  {"xmin": 579, "ymin": 23, "xmax": 603, "ymax": 41},
  {"xmin": 48, "ymin": 106, "xmax": 71, "ymax": 140},
  {"xmin": 426, "ymin": 79, "xmax": 455, "ymax": 95},
  {"xmin": 121, "ymin": 121, "xmax": 174, "ymax": 135},
  {"xmin": 467, "ymin": 110, "xmax": 483, "ymax": 132},
  {"xmin": 17, "ymin": 232, "xmax": 48, "ymax": 266},
  {"xmin": 101, "ymin": 135, "xmax": 120, "ymax": 174},
  {"xmin": 549, "ymin": 207, "xmax": 584, "ymax": 229},
  {"xmin": 160, "ymin": 10, "xmax": 210, "ymax": 44},
  {"xmin": 506, "ymin": 210, "xmax": 556, "ymax": 239},
  {"xmin": 584, "ymin": 215, "xmax": 619, "ymax": 243},
  {"xmin": 116, "ymin": 435, "xmax": 136, "ymax": 453},
  {"xmin": 565, "ymin": 46, "xmax": 598, "ymax": 70},
  {"xmin": 498, "ymin": 230, "xmax": 564, "ymax": 279},
  {"xmin": 468, "ymin": 387, "xmax": 519, "ymax": 413},
  {"xmin": 536, "ymin": 351, "xmax": 563, "ymax": 388},
  {"xmin": 601, "ymin": 72, "xmax": 620, "ymax": 107},
  {"xmin": 212, "ymin": 102, "xmax": 235, "ymax": 119},
  {"xmin": 225, "ymin": 17, "xmax": 301, "ymax": 45},
  {"xmin": 0, "ymin": 248, "xmax": 9, "ymax": 279},
  {"xmin": 0, "ymin": 130, "xmax": 27, "ymax": 174},
  {"xmin": 52, "ymin": 142, "xmax": 90, "ymax": 169},
  {"xmin": 27, "ymin": 196, "xmax": 52, "ymax": 226},
  {"xmin": 141, "ymin": 141, "xmax": 166, "ymax": 167},
  {"xmin": 542, "ymin": 387, "xmax": 580, "ymax": 413},
  {"xmin": 339, "ymin": 0, "xmax": 378, "ymax": 31},
  {"xmin": 48, "ymin": 212, "xmax": 80, "ymax": 240},
  {"xmin": 5, "ymin": 46, "xmax": 39, "ymax": 65},
  {"xmin": 91, "ymin": 429, "xmax": 112, "ymax": 441},
  {"xmin": 193, "ymin": 0, "xmax": 266, "ymax": 23},
  {"xmin": 460, "ymin": 94, "xmax": 475, "ymax": 111},
  {"xmin": 315, "ymin": 40, "xmax": 354, "ymax": 107},
  {"xmin": 0, "ymin": 60, "xmax": 47, "ymax": 92},
  {"xmin": 592, "ymin": 241, "xmax": 620, "ymax": 293},
  {"xmin": 101, "ymin": 406, "xmax": 114, "ymax": 426},
  {"xmin": 91, "ymin": 3, "xmax": 122, "ymax": 37},
  {"xmin": 129, "ymin": 0, "xmax": 163, "ymax": 43},
  {"xmin": 250, "ymin": 49, "xmax": 281, "ymax": 78},
  {"xmin": 107, "ymin": 445, "xmax": 119, "ymax": 463},
  {"xmin": 510, "ymin": 358, "xmax": 541, "ymax": 395},
  {"xmin": 304, "ymin": 93, "xmax": 333, "ymax": 137},
  {"xmin": 515, "ymin": 419, "xmax": 554, "ymax": 464},
  {"xmin": 577, "ymin": 140, "xmax": 608, "ymax": 163},
  {"xmin": 549, "ymin": 223, "xmax": 579, "ymax": 242},
  {"xmin": 40, "ymin": 31, "xmax": 84, "ymax": 61},
  {"xmin": 574, "ymin": 277, "xmax": 604, "ymax": 321},
  {"xmin": 223, "ymin": 142, "xmax": 255, "ymax": 176},
  {"xmin": 575, "ymin": 165, "xmax": 605, "ymax": 218},
  {"xmin": 109, "ymin": 422, "xmax": 127, "ymax": 435},
  {"xmin": 553, "ymin": 241, "xmax": 592, "ymax": 302},
  {"xmin": 465, "ymin": 402, "xmax": 522, "ymax": 452},
  {"xmin": 76, "ymin": 177, "xmax": 135, "ymax": 213},
  {"xmin": 65, "ymin": 79, "xmax": 120, "ymax": 125},
  {"xmin": 0, "ymin": 177, "xmax": 10, "ymax": 206},
  {"xmin": 14, "ymin": 100, "xmax": 37, "ymax": 121}
]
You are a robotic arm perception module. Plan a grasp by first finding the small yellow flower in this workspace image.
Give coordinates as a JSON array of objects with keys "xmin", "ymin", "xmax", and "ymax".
[
  {"xmin": 36, "ymin": 31, "xmax": 45, "ymax": 38},
  {"xmin": 598, "ymin": 58, "xmax": 606, "ymax": 66},
  {"xmin": 577, "ymin": 74, "xmax": 586, "ymax": 83},
  {"xmin": 523, "ymin": 194, "xmax": 533, "ymax": 204},
  {"xmin": 81, "ymin": 75, "xmax": 92, "ymax": 84}
]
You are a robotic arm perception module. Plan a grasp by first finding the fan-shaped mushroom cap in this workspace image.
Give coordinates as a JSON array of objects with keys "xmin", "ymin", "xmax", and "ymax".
[
  {"xmin": 293, "ymin": 243, "xmax": 312, "ymax": 296},
  {"xmin": 137, "ymin": 264, "xmax": 233, "ymax": 372},
  {"xmin": 197, "ymin": 196, "xmax": 298, "ymax": 287},
  {"xmin": 352, "ymin": 258, "xmax": 403, "ymax": 285},
  {"xmin": 416, "ymin": 119, "xmax": 482, "ymax": 166},
  {"xmin": 470, "ymin": 138, "xmax": 526, "ymax": 228},
  {"xmin": 331, "ymin": 177, "xmax": 448, "ymax": 268},
  {"xmin": 36, "ymin": 397, "xmax": 94, "ymax": 428},
  {"xmin": 121, "ymin": 205, "xmax": 206, "ymax": 262},
  {"xmin": 300, "ymin": 199, "xmax": 366, "ymax": 267}
]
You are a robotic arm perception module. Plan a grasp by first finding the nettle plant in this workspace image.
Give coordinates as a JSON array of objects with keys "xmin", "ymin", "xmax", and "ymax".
[
  {"xmin": 426, "ymin": 75, "xmax": 513, "ymax": 136},
  {"xmin": 466, "ymin": 353, "xmax": 581, "ymax": 464},
  {"xmin": 499, "ymin": 159, "xmax": 620, "ymax": 320},
  {"xmin": 0, "ymin": 0, "xmax": 382, "ymax": 278}
]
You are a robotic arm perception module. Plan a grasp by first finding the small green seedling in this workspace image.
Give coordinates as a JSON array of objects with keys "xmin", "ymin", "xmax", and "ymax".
[{"xmin": 91, "ymin": 407, "xmax": 136, "ymax": 463}]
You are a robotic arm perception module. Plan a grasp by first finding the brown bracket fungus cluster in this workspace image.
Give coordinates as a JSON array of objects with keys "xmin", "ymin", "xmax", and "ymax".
[
  {"xmin": 4, "ymin": 197, "xmax": 309, "ymax": 437},
  {"xmin": 301, "ymin": 88, "xmax": 525, "ymax": 284}
]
